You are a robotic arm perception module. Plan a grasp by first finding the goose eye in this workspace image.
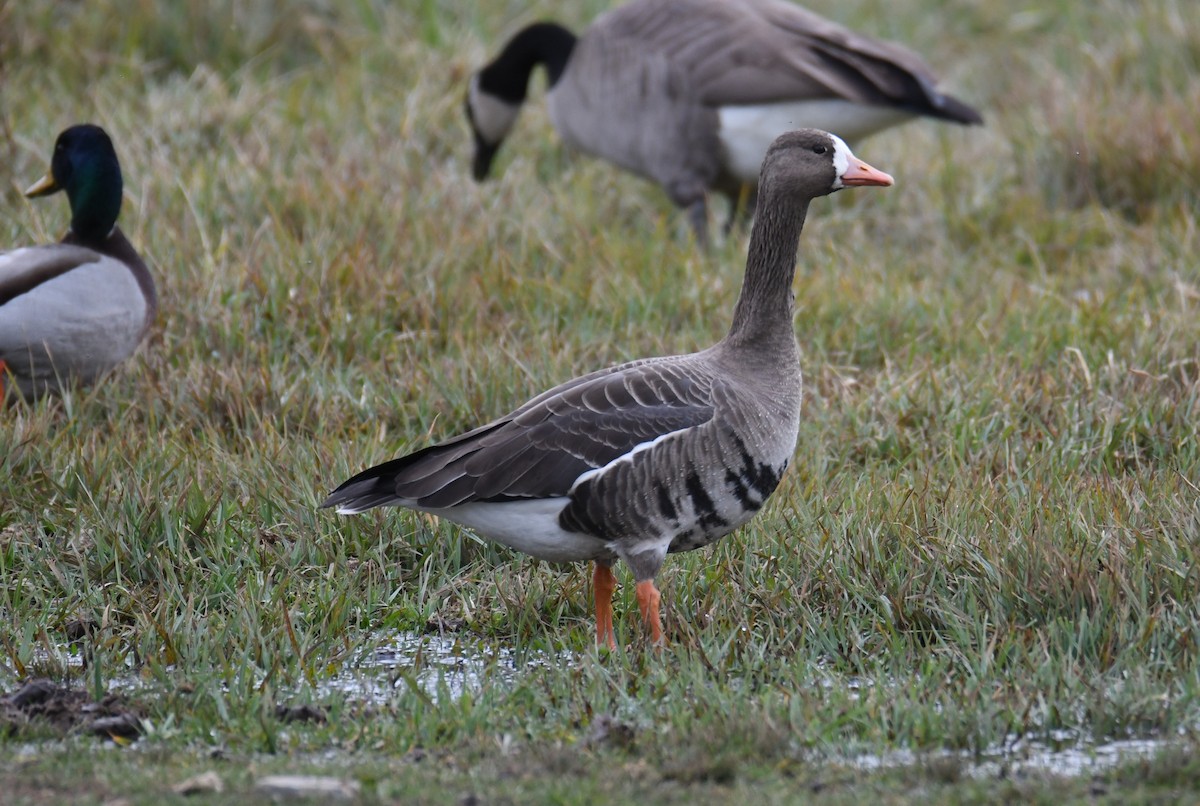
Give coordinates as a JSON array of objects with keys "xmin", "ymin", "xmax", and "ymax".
[{"xmin": 812, "ymin": 145, "xmax": 827, "ymax": 155}]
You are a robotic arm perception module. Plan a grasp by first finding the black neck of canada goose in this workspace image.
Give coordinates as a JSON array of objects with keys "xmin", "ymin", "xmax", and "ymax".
[{"xmin": 478, "ymin": 22, "xmax": 578, "ymax": 102}]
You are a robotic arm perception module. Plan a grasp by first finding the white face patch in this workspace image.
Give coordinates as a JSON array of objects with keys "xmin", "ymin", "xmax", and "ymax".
[
  {"xmin": 829, "ymin": 133, "xmax": 853, "ymax": 190},
  {"xmin": 467, "ymin": 75, "xmax": 522, "ymax": 145}
]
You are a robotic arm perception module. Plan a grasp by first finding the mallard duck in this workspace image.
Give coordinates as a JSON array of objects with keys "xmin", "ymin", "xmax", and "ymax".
[
  {"xmin": 466, "ymin": 0, "xmax": 977, "ymax": 244},
  {"xmin": 324, "ymin": 129, "xmax": 893, "ymax": 648},
  {"xmin": 0, "ymin": 124, "xmax": 156, "ymax": 401}
]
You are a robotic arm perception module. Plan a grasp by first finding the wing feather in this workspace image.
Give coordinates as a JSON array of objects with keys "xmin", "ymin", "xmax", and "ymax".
[
  {"xmin": 590, "ymin": 0, "xmax": 979, "ymax": 121},
  {"xmin": 0, "ymin": 245, "xmax": 102, "ymax": 306},
  {"xmin": 322, "ymin": 356, "xmax": 718, "ymax": 511}
]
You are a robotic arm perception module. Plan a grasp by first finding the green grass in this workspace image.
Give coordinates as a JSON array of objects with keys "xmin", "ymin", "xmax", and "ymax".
[{"xmin": 3, "ymin": 0, "xmax": 1200, "ymax": 802}]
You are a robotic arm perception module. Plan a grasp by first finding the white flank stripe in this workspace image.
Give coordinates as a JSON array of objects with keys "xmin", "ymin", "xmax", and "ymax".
[{"xmin": 568, "ymin": 425, "xmax": 694, "ymax": 494}]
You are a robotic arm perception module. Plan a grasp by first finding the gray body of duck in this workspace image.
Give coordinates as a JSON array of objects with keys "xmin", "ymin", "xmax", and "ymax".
[
  {"xmin": 324, "ymin": 128, "xmax": 893, "ymax": 648},
  {"xmin": 466, "ymin": 0, "xmax": 975, "ymax": 243},
  {"xmin": 0, "ymin": 125, "xmax": 156, "ymax": 400}
]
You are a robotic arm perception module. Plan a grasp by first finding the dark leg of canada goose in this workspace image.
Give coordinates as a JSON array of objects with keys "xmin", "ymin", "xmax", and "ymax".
[
  {"xmin": 666, "ymin": 175, "xmax": 711, "ymax": 247},
  {"xmin": 723, "ymin": 185, "xmax": 758, "ymax": 236},
  {"xmin": 593, "ymin": 562, "xmax": 617, "ymax": 650},
  {"xmin": 635, "ymin": 580, "xmax": 664, "ymax": 646},
  {"xmin": 684, "ymin": 200, "xmax": 709, "ymax": 249}
]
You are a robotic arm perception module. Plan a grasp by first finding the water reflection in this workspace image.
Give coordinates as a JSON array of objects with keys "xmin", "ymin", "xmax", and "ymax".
[
  {"xmin": 847, "ymin": 733, "xmax": 1171, "ymax": 778},
  {"xmin": 17, "ymin": 637, "xmax": 1184, "ymax": 778},
  {"xmin": 318, "ymin": 631, "xmax": 569, "ymax": 704}
]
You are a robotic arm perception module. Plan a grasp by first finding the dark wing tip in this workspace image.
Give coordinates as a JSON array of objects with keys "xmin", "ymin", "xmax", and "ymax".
[
  {"xmin": 320, "ymin": 459, "xmax": 406, "ymax": 512},
  {"xmin": 932, "ymin": 92, "xmax": 984, "ymax": 126}
]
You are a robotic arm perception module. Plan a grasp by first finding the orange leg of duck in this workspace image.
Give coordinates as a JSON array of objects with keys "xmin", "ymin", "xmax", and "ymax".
[
  {"xmin": 0, "ymin": 359, "xmax": 7, "ymax": 400},
  {"xmin": 635, "ymin": 579, "xmax": 665, "ymax": 647},
  {"xmin": 593, "ymin": 562, "xmax": 617, "ymax": 650}
]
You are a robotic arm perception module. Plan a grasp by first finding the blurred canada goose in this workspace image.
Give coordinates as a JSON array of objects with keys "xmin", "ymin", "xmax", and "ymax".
[
  {"xmin": 0, "ymin": 124, "xmax": 156, "ymax": 401},
  {"xmin": 467, "ymin": 0, "xmax": 975, "ymax": 244},
  {"xmin": 324, "ymin": 129, "xmax": 893, "ymax": 648}
]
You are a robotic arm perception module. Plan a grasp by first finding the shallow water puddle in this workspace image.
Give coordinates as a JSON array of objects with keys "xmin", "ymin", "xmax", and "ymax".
[
  {"xmin": 19, "ymin": 634, "xmax": 567, "ymax": 706},
  {"xmin": 16, "ymin": 641, "xmax": 1182, "ymax": 778},
  {"xmin": 973, "ymin": 736, "xmax": 1168, "ymax": 777},
  {"xmin": 318, "ymin": 631, "xmax": 570, "ymax": 705},
  {"xmin": 847, "ymin": 732, "xmax": 1172, "ymax": 778}
]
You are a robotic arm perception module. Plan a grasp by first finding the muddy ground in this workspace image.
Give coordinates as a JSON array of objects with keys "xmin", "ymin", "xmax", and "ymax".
[{"xmin": 1, "ymin": 679, "xmax": 143, "ymax": 741}]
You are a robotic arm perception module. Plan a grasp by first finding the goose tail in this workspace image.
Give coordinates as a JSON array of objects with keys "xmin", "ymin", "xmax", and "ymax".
[
  {"xmin": 928, "ymin": 91, "xmax": 984, "ymax": 126},
  {"xmin": 321, "ymin": 458, "xmax": 409, "ymax": 513}
]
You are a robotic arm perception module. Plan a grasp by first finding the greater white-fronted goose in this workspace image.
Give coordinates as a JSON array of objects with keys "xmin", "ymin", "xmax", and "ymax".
[
  {"xmin": 0, "ymin": 124, "xmax": 156, "ymax": 401},
  {"xmin": 323, "ymin": 129, "xmax": 893, "ymax": 648},
  {"xmin": 467, "ymin": 0, "xmax": 973, "ymax": 244}
]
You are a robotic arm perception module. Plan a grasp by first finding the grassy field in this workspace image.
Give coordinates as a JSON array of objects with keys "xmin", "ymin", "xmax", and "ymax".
[{"xmin": 2, "ymin": 0, "xmax": 1199, "ymax": 802}]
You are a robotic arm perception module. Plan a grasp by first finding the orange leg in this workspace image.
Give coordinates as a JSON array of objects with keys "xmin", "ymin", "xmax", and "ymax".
[
  {"xmin": 0, "ymin": 359, "xmax": 6, "ymax": 401},
  {"xmin": 593, "ymin": 562, "xmax": 617, "ymax": 650},
  {"xmin": 635, "ymin": 579, "xmax": 665, "ymax": 647}
]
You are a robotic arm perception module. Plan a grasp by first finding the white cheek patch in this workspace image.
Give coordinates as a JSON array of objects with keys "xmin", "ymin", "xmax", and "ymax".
[
  {"xmin": 829, "ymin": 133, "xmax": 852, "ymax": 190},
  {"xmin": 468, "ymin": 75, "xmax": 522, "ymax": 145}
]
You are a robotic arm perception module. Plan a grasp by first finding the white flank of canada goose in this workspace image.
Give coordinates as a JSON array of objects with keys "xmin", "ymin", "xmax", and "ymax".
[
  {"xmin": 324, "ymin": 129, "xmax": 894, "ymax": 649},
  {"xmin": 0, "ymin": 124, "xmax": 156, "ymax": 401},
  {"xmin": 466, "ymin": 0, "xmax": 976, "ymax": 245}
]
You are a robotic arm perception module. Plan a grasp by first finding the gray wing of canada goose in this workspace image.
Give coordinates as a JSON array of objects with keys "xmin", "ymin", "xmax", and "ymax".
[
  {"xmin": 323, "ymin": 357, "xmax": 717, "ymax": 511},
  {"xmin": 0, "ymin": 245, "xmax": 102, "ymax": 306},
  {"xmin": 594, "ymin": 0, "xmax": 981, "ymax": 121}
]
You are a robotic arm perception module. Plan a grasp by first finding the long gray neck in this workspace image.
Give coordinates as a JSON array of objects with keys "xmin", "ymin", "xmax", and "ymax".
[{"xmin": 723, "ymin": 189, "xmax": 810, "ymax": 349}]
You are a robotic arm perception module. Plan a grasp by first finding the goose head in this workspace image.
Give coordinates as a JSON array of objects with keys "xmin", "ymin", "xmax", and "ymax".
[
  {"xmin": 759, "ymin": 129, "xmax": 894, "ymax": 201},
  {"xmin": 465, "ymin": 22, "xmax": 578, "ymax": 181},
  {"xmin": 465, "ymin": 74, "xmax": 521, "ymax": 181}
]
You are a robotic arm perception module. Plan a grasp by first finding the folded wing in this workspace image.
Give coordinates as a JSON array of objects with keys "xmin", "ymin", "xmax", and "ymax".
[{"xmin": 322, "ymin": 357, "xmax": 717, "ymax": 512}]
